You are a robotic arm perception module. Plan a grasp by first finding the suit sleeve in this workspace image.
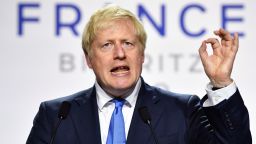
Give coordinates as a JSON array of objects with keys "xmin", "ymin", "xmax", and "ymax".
[
  {"xmin": 26, "ymin": 102, "xmax": 53, "ymax": 144},
  {"xmin": 187, "ymin": 89, "xmax": 252, "ymax": 144}
]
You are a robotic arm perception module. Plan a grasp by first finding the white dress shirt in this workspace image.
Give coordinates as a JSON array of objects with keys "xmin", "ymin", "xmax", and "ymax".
[
  {"xmin": 95, "ymin": 79, "xmax": 141, "ymax": 144},
  {"xmin": 95, "ymin": 78, "xmax": 237, "ymax": 144},
  {"xmin": 204, "ymin": 81, "xmax": 237, "ymax": 107}
]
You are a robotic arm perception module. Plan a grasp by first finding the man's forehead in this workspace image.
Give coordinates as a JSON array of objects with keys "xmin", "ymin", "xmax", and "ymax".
[
  {"xmin": 96, "ymin": 18, "xmax": 134, "ymax": 31},
  {"xmin": 94, "ymin": 22, "xmax": 136, "ymax": 39}
]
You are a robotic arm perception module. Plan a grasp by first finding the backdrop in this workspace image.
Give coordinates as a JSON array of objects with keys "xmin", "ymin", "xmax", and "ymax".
[{"xmin": 1, "ymin": 0, "xmax": 255, "ymax": 143}]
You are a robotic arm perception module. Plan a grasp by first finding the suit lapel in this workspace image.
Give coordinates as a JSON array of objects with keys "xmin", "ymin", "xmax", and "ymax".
[
  {"xmin": 127, "ymin": 80, "xmax": 165, "ymax": 144},
  {"xmin": 67, "ymin": 80, "xmax": 165, "ymax": 144},
  {"xmin": 70, "ymin": 87, "xmax": 102, "ymax": 144}
]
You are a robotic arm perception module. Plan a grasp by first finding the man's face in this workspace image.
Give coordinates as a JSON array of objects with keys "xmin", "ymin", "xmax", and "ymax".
[{"xmin": 86, "ymin": 19, "xmax": 144, "ymax": 97}]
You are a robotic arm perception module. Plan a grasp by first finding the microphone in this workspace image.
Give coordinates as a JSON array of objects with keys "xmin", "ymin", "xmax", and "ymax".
[
  {"xmin": 50, "ymin": 101, "xmax": 71, "ymax": 144},
  {"xmin": 58, "ymin": 101, "xmax": 71, "ymax": 119},
  {"xmin": 138, "ymin": 106, "xmax": 159, "ymax": 144}
]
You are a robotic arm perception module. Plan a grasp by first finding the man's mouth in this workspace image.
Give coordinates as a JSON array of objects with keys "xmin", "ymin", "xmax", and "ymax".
[{"xmin": 110, "ymin": 66, "xmax": 130, "ymax": 73}]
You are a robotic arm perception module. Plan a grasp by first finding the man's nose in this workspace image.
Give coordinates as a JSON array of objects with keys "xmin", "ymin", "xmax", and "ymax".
[{"xmin": 113, "ymin": 44, "xmax": 126, "ymax": 60}]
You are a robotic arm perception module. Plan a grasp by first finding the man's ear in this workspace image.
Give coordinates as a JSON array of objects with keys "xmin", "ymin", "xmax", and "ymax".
[{"xmin": 85, "ymin": 55, "xmax": 92, "ymax": 68}]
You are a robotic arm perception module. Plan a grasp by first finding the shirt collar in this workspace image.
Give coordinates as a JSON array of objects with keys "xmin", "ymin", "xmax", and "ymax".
[{"xmin": 95, "ymin": 78, "xmax": 141, "ymax": 110}]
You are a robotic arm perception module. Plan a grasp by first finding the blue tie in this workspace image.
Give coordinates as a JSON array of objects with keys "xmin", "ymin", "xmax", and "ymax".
[{"xmin": 106, "ymin": 98, "xmax": 126, "ymax": 144}]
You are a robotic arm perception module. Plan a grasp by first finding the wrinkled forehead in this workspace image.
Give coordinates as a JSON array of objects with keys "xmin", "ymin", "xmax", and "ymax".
[{"xmin": 95, "ymin": 18, "xmax": 136, "ymax": 34}]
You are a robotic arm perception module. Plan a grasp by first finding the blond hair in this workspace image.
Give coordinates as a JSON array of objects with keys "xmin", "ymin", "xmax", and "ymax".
[{"xmin": 82, "ymin": 5, "xmax": 147, "ymax": 56}]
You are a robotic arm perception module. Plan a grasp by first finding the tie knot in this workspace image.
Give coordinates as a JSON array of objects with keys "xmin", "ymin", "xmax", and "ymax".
[{"xmin": 113, "ymin": 98, "xmax": 125, "ymax": 108}]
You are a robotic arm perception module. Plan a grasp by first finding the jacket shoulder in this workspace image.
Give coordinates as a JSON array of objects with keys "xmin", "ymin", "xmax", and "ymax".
[
  {"xmin": 147, "ymin": 85, "xmax": 201, "ymax": 113},
  {"xmin": 40, "ymin": 87, "xmax": 94, "ymax": 114},
  {"xmin": 151, "ymin": 85, "xmax": 198, "ymax": 103}
]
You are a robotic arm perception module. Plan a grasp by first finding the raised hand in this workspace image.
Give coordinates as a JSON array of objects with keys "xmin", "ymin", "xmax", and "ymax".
[{"xmin": 199, "ymin": 28, "xmax": 239, "ymax": 87}]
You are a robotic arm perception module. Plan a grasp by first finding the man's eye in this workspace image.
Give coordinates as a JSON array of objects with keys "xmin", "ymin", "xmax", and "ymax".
[
  {"xmin": 102, "ymin": 43, "xmax": 113, "ymax": 49},
  {"xmin": 123, "ymin": 42, "xmax": 133, "ymax": 48}
]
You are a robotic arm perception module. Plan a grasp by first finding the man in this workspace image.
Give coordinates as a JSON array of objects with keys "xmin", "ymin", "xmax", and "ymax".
[{"xmin": 26, "ymin": 5, "xmax": 251, "ymax": 144}]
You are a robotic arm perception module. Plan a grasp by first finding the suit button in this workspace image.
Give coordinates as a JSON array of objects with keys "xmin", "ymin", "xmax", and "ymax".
[
  {"xmin": 229, "ymin": 125, "xmax": 235, "ymax": 130},
  {"xmin": 224, "ymin": 112, "xmax": 229, "ymax": 118},
  {"xmin": 227, "ymin": 121, "xmax": 232, "ymax": 126},
  {"xmin": 226, "ymin": 119, "xmax": 235, "ymax": 130}
]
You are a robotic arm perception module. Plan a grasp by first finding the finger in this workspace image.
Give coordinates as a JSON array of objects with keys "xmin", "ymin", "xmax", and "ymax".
[
  {"xmin": 205, "ymin": 38, "xmax": 222, "ymax": 55},
  {"xmin": 198, "ymin": 40, "xmax": 208, "ymax": 65},
  {"xmin": 214, "ymin": 28, "xmax": 232, "ymax": 41},
  {"xmin": 214, "ymin": 28, "xmax": 233, "ymax": 48},
  {"xmin": 213, "ymin": 29, "xmax": 220, "ymax": 35},
  {"xmin": 213, "ymin": 28, "xmax": 223, "ymax": 36},
  {"xmin": 205, "ymin": 38, "xmax": 221, "ymax": 49},
  {"xmin": 232, "ymin": 32, "xmax": 239, "ymax": 52}
]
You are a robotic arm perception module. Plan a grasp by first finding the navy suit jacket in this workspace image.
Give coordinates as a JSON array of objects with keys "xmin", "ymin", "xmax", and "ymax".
[{"xmin": 27, "ymin": 80, "xmax": 251, "ymax": 144}]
